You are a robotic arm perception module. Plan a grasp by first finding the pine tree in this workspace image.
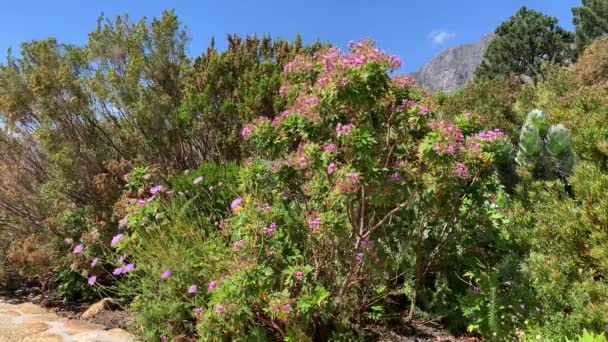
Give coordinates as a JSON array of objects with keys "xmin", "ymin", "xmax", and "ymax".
[
  {"xmin": 572, "ymin": 0, "xmax": 608, "ymax": 51},
  {"xmin": 475, "ymin": 6, "xmax": 574, "ymax": 81}
]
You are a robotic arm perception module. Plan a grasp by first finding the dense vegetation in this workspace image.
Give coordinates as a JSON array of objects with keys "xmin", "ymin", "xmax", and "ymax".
[{"xmin": 1, "ymin": 4, "xmax": 608, "ymax": 341}]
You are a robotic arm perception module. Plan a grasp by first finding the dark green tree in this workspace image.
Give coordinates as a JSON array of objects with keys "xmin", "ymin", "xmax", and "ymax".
[
  {"xmin": 572, "ymin": 0, "xmax": 608, "ymax": 51},
  {"xmin": 475, "ymin": 6, "xmax": 574, "ymax": 80}
]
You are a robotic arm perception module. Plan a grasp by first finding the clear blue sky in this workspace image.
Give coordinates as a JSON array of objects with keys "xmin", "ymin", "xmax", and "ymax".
[{"xmin": 0, "ymin": 0, "xmax": 580, "ymax": 72}]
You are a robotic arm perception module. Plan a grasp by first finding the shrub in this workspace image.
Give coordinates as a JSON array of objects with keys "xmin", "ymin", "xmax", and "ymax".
[{"xmin": 575, "ymin": 37, "xmax": 608, "ymax": 86}]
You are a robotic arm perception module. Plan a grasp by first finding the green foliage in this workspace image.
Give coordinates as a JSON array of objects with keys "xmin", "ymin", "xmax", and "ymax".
[
  {"xmin": 567, "ymin": 329, "xmax": 608, "ymax": 342},
  {"xmin": 476, "ymin": 6, "xmax": 574, "ymax": 80},
  {"xmin": 573, "ymin": 0, "xmax": 608, "ymax": 52},
  {"xmin": 56, "ymin": 267, "xmax": 98, "ymax": 301}
]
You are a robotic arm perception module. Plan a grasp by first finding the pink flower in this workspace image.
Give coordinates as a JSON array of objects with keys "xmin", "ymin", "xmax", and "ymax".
[
  {"xmin": 419, "ymin": 105, "xmax": 429, "ymax": 115},
  {"xmin": 390, "ymin": 172, "xmax": 401, "ymax": 181},
  {"xmin": 234, "ymin": 240, "xmax": 244, "ymax": 249},
  {"xmin": 194, "ymin": 307, "xmax": 204, "ymax": 320},
  {"xmin": 283, "ymin": 303, "xmax": 292, "ymax": 313},
  {"xmin": 451, "ymin": 162, "xmax": 469, "ymax": 179},
  {"xmin": 327, "ymin": 162, "xmax": 337, "ymax": 175},
  {"xmin": 208, "ymin": 281, "xmax": 217, "ymax": 292},
  {"xmin": 87, "ymin": 275, "xmax": 97, "ymax": 286},
  {"xmin": 161, "ymin": 269, "xmax": 171, "ymax": 279},
  {"xmin": 216, "ymin": 304, "xmax": 224, "ymax": 315},
  {"xmin": 72, "ymin": 244, "xmax": 84, "ymax": 254},
  {"xmin": 322, "ymin": 143, "xmax": 337, "ymax": 153},
  {"xmin": 150, "ymin": 185, "xmax": 163, "ymax": 195},
  {"xmin": 123, "ymin": 263, "xmax": 135, "ymax": 273},
  {"xmin": 161, "ymin": 336, "xmax": 168, "ymax": 342},
  {"xmin": 241, "ymin": 124, "xmax": 254, "ymax": 140},
  {"xmin": 188, "ymin": 284, "xmax": 198, "ymax": 294},
  {"xmin": 193, "ymin": 176, "xmax": 204, "ymax": 184},
  {"xmin": 91, "ymin": 257, "xmax": 99, "ymax": 267},
  {"xmin": 263, "ymin": 203, "xmax": 270, "ymax": 212},
  {"xmin": 294, "ymin": 271, "xmax": 304, "ymax": 281},
  {"xmin": 111, "ymin": 233, "xmax": 124, "ymax": 247},
  {"xmin": 263, "ymin": 223, "xmax": 277, "ymax": 236},
  {"xmin": 335, "ymin": 123, "xmax": 354, "ymax": 136}
]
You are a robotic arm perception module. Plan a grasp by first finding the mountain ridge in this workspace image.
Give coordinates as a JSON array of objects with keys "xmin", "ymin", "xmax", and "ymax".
[{"xmin": 411, "ymin": 32, "xmax": 494, "ymax": 92}]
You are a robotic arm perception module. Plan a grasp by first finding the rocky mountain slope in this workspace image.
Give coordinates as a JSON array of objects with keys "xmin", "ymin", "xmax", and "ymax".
[{"xmin": 411, "ymin": 33, "xmax": 494, "ymax": 92}]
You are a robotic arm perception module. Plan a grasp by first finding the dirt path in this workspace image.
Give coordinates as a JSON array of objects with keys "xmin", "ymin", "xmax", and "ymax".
[{"xmin": 0, "ymin": 297, "xmax": 137, "ymax": 342}]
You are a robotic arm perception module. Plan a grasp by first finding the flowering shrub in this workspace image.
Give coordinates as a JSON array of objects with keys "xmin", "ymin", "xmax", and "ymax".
[{"xmin": 229, "ymin": 39, "xmax": 511, "ymax": 337}]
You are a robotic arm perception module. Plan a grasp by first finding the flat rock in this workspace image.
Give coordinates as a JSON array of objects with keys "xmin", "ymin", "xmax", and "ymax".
[
  {"xmin": 16, "ymin": 303, "xmax": 49, "ymax": 314},
  {"xmin": 63, "ymin": 319, "xmax": 107, "ymax": 335}
]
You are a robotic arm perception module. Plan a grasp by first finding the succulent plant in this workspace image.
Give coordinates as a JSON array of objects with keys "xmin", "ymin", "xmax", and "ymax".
[{"xmin": 515, "ymin": 109, "xmax": 576, "ymax": 180}]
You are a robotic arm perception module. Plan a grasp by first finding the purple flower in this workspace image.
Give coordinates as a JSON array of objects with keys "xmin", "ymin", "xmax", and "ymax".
[
  {"xmin": 294, "ymin": 271, "xmax": 304, "ymax": 281},
  {"xmin": 91, "ymin": 257, "xmax": 99, "ymax": 267},
  {"xmin": 113, "ymin": 266, "xmax": 125, "ymax": 275},
  {"xmin": 123, "ymin": 263, "xmax": 135, "ymax": 273},
  {"xmin": 263, "ymin": 223, "xmax": 277, "ymax": 236},
  {"xmin": 216, "ymin": 304, "xmax": 224, "ymax": 314},
  {"xmin": 208, "ymin": 281, "xmax": 217, "ymax": 292},
  {"xmin": 149, "ymin": 185, "xmax": 163, "ymax": 195},
  {"xmin": 161, "ymin": 336, "xmax": 167, "ymax": 342},
  {"xmin": 161, "ymin": 269, "xmax": 172, "ymax": 279},
  {"xmin": 263, "ymin": 203, "xmax": 270, "ymax": 212},
  {"xmin": 111, "ymin": 233, "xmax": 124, "ymax": 247},
  {"xmin": 230, "ymin": 197, "xmax": 243, "ymax": 213},
  {"xmin": 118, "ymin": 255, "xmax": 125, "ymax": 264},
  {"xmin": 87, "ymin": 275, "xmax": 97, "ymax": 286},
  {"xmin": 234, "ymin": 240, "xmax": 244, "ymax": 249},
  {"xmin": 327, "ymin": 162, "xmax": 337, "ymax": 175},
  {"xmin": 390, "ymin": 172, "xmax": 401, "ymax": 181},
  {"xmin": 193, "ymin": 176, "xmax": 204, "ymax": 184},
  {"xmin": 355, "ymin": 252, "xmax": 364, "ymax": 262},
  {"xmin": 194, "ymin": 307, "xmax": 204, "ymax": 320},
  {"xmin": 283, "ymin": 303, "xmax": 292, "ymax": 313},
  {"xmin": 188, "ymin": 284, "xmax": 198, "ymax": 294},
  {"xmin": 472, "ymin": 286, "xmax": 480, "ymax": 294},
  {"xmin": 419, "ymin": 105, "xmax": 429, "ymax": 115},
  {"xmin": 72, "ymin": 244, "xmax": 84, "ymax": 254}
]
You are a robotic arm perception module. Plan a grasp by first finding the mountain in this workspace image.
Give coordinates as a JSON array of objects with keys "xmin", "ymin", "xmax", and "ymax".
[{"xmin": 411, "ymin": 32, "xmax": 494, "ymax": 92}]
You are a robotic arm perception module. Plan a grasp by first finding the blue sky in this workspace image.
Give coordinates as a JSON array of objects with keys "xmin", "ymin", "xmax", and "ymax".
[{"xmin": 0, "ymin": 0, "xmax": 580, "ymax": 72}]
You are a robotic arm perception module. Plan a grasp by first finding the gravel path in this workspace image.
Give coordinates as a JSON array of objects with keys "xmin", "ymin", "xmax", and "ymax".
[{"xmin": 0, "ymin": 298, "xmax": 138, "ymax": 342}]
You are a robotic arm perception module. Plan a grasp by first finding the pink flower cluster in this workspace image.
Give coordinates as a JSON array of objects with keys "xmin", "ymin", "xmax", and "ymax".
[
  {"xmin": 322, "ymin": 142, "xmax": 337, "ymax": 153},
  {"xmin": 391, "ymin": 74, "xmax": 416, "ymax": 88},
  {"xmin": 469, "ymin": 129, "xmax": 506, "ymax": 152},
  {"xmin": 241, "ymin": 116, "xmax": 270, "ymax": 140},
  {"xmin": 289, "ymin": 94, "xmax": 321, "ymax": 122},
  {"xmin": 308, "ymin": 211, "xmax": 322, "ymax": 233},
  {"xmin": 283, "ymin": 55, "xmax": 314, "ymax": 74},
  {"xmin": 338, "ymin": 172, "xmax": 361, "ymax": 193},
  {"xmin": 272, "ymin": 110, "xmax": 291, "ymax": 126},
  {"xmin": 428, "ymin": 120, "xmax": 464, "ymax": 155},
  {"xmin": 451, "ymin": 162, "xmax": 469, "ymax": 179},
  {"xmin": 263, "ymin": 223, "xmax": 277, "ymax": 236},
  {"xmin": 335, "ymin": 123, "xmax": 355, "ymax": 136}
]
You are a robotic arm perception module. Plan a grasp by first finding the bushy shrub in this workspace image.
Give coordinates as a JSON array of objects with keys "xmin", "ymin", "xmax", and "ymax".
[
  {"xmin": 438, "ymin": 75, "xmax": 523, "ymax": 139},
  {"xmin": 575, "ymin": 37, "xmax": 608, "ymax": 86}
]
